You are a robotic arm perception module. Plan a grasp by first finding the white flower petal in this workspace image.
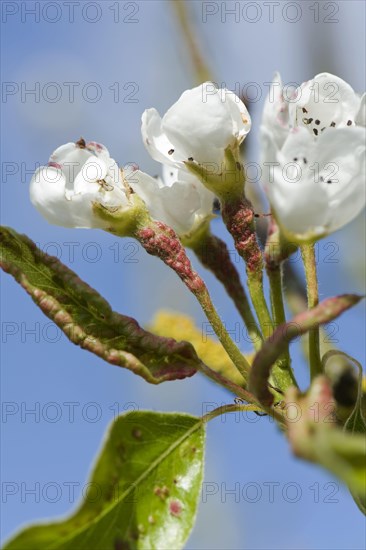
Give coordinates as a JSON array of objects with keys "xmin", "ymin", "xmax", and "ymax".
[
  {"xmin": 74, "ymin": 157, "xmax": 107, "ymax": 194},
  {"xmin": 30, "ymin": 166, "xmax": 75, "ymax": 227},
  {"xmin": 289, "ymin": 73, "xmax": 360, "ymax": 136},
  {"xmin": 261, "ymin": 72, "xmax": 289, "ymax": 150},
  {"xmin": 314, "ymin": 127, "xmax": 366, "ymax": 232},
  {"xmin": 141, "ymin": 108, "xmax": 181, "ymax": 166},
  {"xmin": 162, "ymin": 84, "xmax": 234, "ymax": 164},
  {"xmin": 355, "ymin": 93, "xmax": 366, "ymax": 127},
  {"xmin": 222, "ymin": 89, "xmax": 251, "ymax": 143},
  {"xmin": 267, "ymin": 126, "xmax": 365, "ymax": 238},
  {"xmin": 143, "ymin": 82, "xmax": 248, "ymax": 167},
  {"xmin": 127, "ymin": 168, "xmax": 213, "ymax": 236}
]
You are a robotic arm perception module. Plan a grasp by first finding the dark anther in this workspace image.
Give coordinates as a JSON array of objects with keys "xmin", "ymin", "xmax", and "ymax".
[
  {"xmin": 313, "ymin": 128, "xmax": 318, "ymax": 136},
  {"xmin": 188, "ymin": 157, "xmax": 194, "ymax": 161},
  {"xmin": 315, "ymin": 119, "xmax": 320, "ymax": 125},
  {"xmin": 302, "ymin": 107, "xmax": 308, "ymax": 113},
  {"xmin": 168, "ymin": 149, "xmax": 174, "ymax": 155},
  {"xmin": 76, "ymin": 137, "xmax": 86, "ymax": 148},
  {"xmin": 347, "ymin": 120, "xmax": 352, "ymax": 126}
]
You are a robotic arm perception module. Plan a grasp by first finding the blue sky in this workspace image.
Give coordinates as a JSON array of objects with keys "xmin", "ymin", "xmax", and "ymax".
[{"xmin": 1, "ymin": 1, "xmax": 365, "ymax": 548}]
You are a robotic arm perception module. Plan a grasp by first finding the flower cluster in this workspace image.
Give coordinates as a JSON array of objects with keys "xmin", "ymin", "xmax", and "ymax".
[{"xmin": 31, "ymin": 75, "xmax": 365, "ymax": 243}]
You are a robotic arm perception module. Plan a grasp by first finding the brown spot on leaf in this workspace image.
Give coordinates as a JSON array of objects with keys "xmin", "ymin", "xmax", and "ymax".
[
  {"xmin": 154, "ymin": 485, "xmax": 170, "ymax": 500},
  {"xmin": 132, "ymin": 427, "xmax": 142, "ymax": 440},
  {"xmin": 114, "ymin": 538, "xmax": 130, "ymax": 550}
]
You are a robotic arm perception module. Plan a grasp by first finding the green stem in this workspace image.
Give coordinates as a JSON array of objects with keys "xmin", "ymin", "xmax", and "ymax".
[
  {"xmin": 247, "ymin": 275, "xmax": 274, "ymax": 339},
  {"xmin": 136, "ymin": 220, "xmax": 251, "ymax": 383},
  {"xmin": 261, "ymin": 219, "xmax": 299, "ymax": 392},
  {"xmin": 268, "ymin": 267, "xmax": 286, "ymax": 327},
  {"xmin": 197, "ymin": 362, "xmax": 257, "ymax": 403},
  {"xmin": 191, "ymin": 231, "xmax": 262, "ymax": 350},
  {"xmin": 170, "ymin": 0, "xmax": 213, "ymax": 83},
  {"xmin": 202, "ymin": 403, "xmax": 264, "ymax": 423},
  {"xmin": 221, "ymin": 195, "xmax": 274, "ymax": 341},
  {"xmin": 201, "ymin": 400, "xmax": 285, "ymax": 427},
  {"xmin": 301, "ymin": 243, "xmax": 322, "ymax": 379},
  {"xmin": 266, "ymin": 265, "xmax": 298, "ymax": 391},
  {"xmin": 196, "ymin": 288, "xmax": 251, "ymax": 383}
]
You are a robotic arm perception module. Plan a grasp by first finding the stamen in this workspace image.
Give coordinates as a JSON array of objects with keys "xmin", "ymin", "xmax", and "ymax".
[
  {"xmin": 347, "ymin": 120, "xmax": 352, "ymax": 126},
  {"xmin": 76, "ymin": 137, "xmax": 86, "ymax": 149},
  {"xmin": 315, "ymin": 119, "xmax": 320, "ymax": 125},
  {"xmin": 168, "ymin": 149, "xmax": 174, "ymax": 155},
  {"xmin": 98, "ymin": 180, "xmax": 114, "ymax": 192},
  {"xmin": 313, "ymin": 128, "xmax": 318, "ymax": 136}
]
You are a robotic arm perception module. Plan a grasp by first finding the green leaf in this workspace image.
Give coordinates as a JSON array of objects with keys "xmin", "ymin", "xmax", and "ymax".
[
  {"xmin": 0, "ymin": 226, "xmax": 201, "ymax": 383},
  {"xmin": 286, "ymin": 378, "xmax": 366, "ymax": 511},
  {"xmin": 4, "ymin": 411, "xmax": 206, "ymax": 549},
  {"xmin": 248, "ymin": 294, "xmax": 364, "ymax": 407}
]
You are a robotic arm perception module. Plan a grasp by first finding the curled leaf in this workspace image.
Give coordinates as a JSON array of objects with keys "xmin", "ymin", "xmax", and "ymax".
[
  {"xmin": 0, "ymin": 226, "xmax": 201, "ymax": 383},
  {"xmin": 249, "ymin": 294, "xmax": 364, "ymax": 406}
]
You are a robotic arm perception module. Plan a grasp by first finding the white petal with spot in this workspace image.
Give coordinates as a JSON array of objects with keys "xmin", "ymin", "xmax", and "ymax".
[{"xmin": 260, "ymin": 73, "xmax": 365, "ymax": 240}]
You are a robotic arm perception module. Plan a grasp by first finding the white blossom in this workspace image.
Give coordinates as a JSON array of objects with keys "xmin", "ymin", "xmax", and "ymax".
[
  {"xmin": 30, "ymin": 140, "xmax": 132, "ymax": 229},
  {"xmin": 261, "ymin": 72, "xmax": 366, "ymax": 241},
  {"xmin": 141, "ymin": 82, "xmax": 251, "ymax": 168},
  {"xmin": 126, "ymin": 164, "xmax": 215, "ymax": 237}
]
